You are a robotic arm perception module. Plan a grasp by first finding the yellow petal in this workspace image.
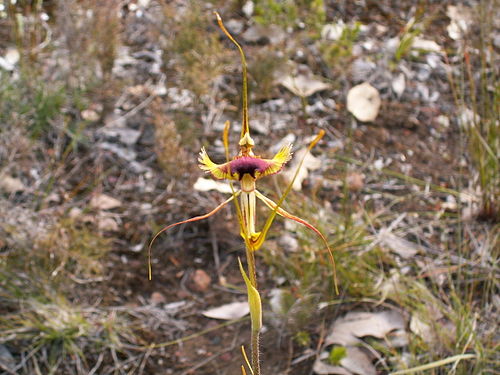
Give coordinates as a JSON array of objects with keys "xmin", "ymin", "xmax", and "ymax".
[
  {"xmin": 198, "ymin": 147, "xmax": 236, "ymax": 180},
  {"xmin": 256, "ymin": 144, "xmax": 293, "ymax": 178}
]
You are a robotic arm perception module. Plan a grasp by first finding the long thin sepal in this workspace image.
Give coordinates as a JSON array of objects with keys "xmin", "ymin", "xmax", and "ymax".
[
  {"xmin": 255, "ymin": 190, "xmax": 339, "ymax": 294},
  {"xmin": 148, "ymin": 193, "xmax": 240, "ymax": 280},
  {"xmin": 223, "ymin": 120, "xmax": 231, "ymax": 162},
  {"xmin": 214, "ymin": 12, "xmax": 249, "ymax": 139}
]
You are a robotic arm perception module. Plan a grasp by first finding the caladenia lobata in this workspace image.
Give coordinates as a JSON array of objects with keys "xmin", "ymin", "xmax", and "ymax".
[{"xmin": 149, "ymin": 12, "xmax": 338, "ymax": 375}]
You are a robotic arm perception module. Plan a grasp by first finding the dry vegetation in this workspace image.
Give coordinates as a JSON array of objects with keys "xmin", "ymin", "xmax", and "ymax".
[{"xmin": 0, "ymin": 0, "xmax": 498, "ymax": 374}]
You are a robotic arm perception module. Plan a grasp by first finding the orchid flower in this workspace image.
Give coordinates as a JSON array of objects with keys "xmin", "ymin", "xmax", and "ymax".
[{"xmin": 149, "ymin": 13, "xmax": 338, "ymax": 375}]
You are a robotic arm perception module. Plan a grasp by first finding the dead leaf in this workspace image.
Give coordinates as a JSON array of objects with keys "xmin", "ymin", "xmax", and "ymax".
[
  {"xmin": 446, "ymin": 5, "xmax": 473, "ymax": 40},
  {"xmin": 282, "ymin": 148, "xmax": 321, "ymax": 191},
  {"xmin": 202, "ymin": 301, "xmax": 249, "ymax": 320},
  {"xmin": 409, "ymin": 314, "xmax": 433, "ymax": 343},
  {"xmin": 325, "ymin": 310, "xmax": 406, "ymax": 346},
  {"xmin": 280, "ymin": 74, "xmax": 331, "ymax": 97},
  {"xmin": 375, "ymin": 270, "xmax": 401, "ymax": 302},
  {"xmin": 347, "ymin": 82, "xmax": 381, "ymax": 122},
  {"xmin": 193, "ymin": 177, "xmax": 232, "ymax": 194},
  {"xmin": 313, "ymin": 358, "xmax": 353, "ymax": 375},
  {"xmin": 379, "ymin": 232, "xmax": 419, "ymax": 259},
  {"xmin": 412, "ymin": 37, "xmax": 442, "ymax": 53},
  {"xmin": 340, "ymin": 347, "xmax": 376, "ymax": 375},
  {"xmin": 90, "ymin": 194, "xmax": 122, "ymax": 210}
]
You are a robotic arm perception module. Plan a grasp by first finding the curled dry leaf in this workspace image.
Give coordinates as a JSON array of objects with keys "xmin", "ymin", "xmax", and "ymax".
[
  {"xmin": 346, "ymin": 82, "xmax": 381, "ymax": 122},
  {"xmin": 282, "ymin": 148, "xmax": 321, "ymax": 191},
  {"xmin": 325, "ymin": 310, "xmax": 406, "ymax": 346},
  {"xmin": 314, "ymin": 347, "xmax": 376, "ymax": 375},
  {"xmin": 340, "ymin": 347, "xmax": 376, "ymax": 375},
  {"xmin": 379, "ymin": 232, "xmax": 419, "ymax": 259},
  {"xmin": 280, "ymin": 74, "xmax": 331, "ymax": 98},
  {"xmin": 202, "ymin": 301, "xmax": 249, "ymax": 320},
  {"xmin": 313, "ymin": 358, "xmax": 352, "ymax": 375},
  {"xmin": 411, "ymin": 37, "xmax": 443, "ymax": 53}
]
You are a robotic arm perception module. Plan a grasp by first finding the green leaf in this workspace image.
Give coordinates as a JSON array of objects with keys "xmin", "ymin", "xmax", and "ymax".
[
  {"xmin": 328, "ymin": 346, "xmax": 347, "ymax": 365},
  {"xmin": 238, "ymin": 258, "xmax": 262, "ymax": 332}
]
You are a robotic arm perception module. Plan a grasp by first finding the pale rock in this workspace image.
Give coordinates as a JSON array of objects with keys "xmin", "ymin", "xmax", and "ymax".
[
  {"xmin": 0, "ymin": 47, "xmax": 20, "ymax": 71},
  {"xmin": 321, "ymin": 21, "xmax": 346, "ymax": 41},
  {"xmin": 193, "ymin": 177, "xmax": 232, "ymax": 194},
  {"xmin": 347, "ymin": 82, "xmax": 381, "ymax": 122},
  {"xmin": 0, "ymin": 176, "xmax": 26, "ymax": 193},
  {"xmin": 392, "ymin": 73, "xmax": 406, "ymax": 97},
  {"xmin": 90, "ymin": 194, "xmax": 122, "ymax": 210},
  {"xmin": 242, "ymin": 0, "xmax": 254, "ymax": 18},
  {"xmin": 191, "ymin": 269, "xmax": 211, "ymax": 292}
]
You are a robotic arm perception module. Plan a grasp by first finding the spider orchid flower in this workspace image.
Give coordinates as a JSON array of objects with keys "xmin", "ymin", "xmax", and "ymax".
[{"xmin": 148, "ymin": 13, "xmax": 338, "ymax": 294}]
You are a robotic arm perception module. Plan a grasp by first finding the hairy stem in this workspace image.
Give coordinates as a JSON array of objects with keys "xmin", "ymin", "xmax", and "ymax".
[
  {"xmin": 251, "ymin": 327, "xmax": 261, "ymax": 375},
  {"xmin": 245, "ymin": 246, "xmax": 260, "ymax": 375}
]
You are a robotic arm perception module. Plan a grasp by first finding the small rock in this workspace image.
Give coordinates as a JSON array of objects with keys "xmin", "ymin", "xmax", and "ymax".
[
  {"xmin": 100, "ymin": 127, "xmax": 142, "ymax": 146},
  {"xmin": 90, "ymin": 194, "xmax": 122, "ymax": 210},
  {"xmin": 97, "ymin": 216, "xmax": 119, "ymax": 231},
  {"xmin": 150, "ymin": 291, "xmax": 167, "ymax": 305},
  {"xmin": 0, "ymin": 47, "xmax": 20, "ymax": 71},
  {"xmin": 392, "ymin": 73, "xmax": 405, "ymax": 97},
  {"xmin": 225, "ymin": 19, "xmax": 244, "ymax": 34},
  {"xmin": 242, "ymin": 0, "xmax": 254, "ymax": 18},
  {"xmin": 278, "ymin": 233, "xmax": 299, "ymax": 252},
  {"xmin": 321, "ymin": 21, "xmax": 345, "ymax": 41},
  {"xmin": 191, "ymin": 269, "xmax": 211, "ymax": 292},
  {"xmin": 81, "ymin": 109, "xmax": 100, "ymax": 122},
  {"xmin": 346, "ymin": 172, "xmax": 365, "ymax": 191}
]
